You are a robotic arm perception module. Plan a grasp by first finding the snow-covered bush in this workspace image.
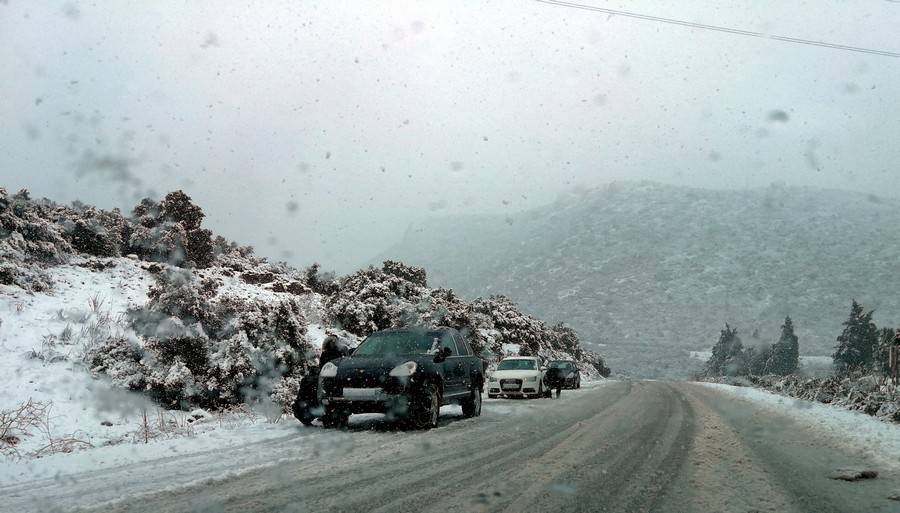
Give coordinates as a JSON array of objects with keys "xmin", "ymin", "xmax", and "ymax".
[
  {"xmin": 89, "ymin": 336, "xmax": 147, "ymax": 391},
  {"xmin": 746, "ymin": 374, "xmax": 900, "ymax": 423},
  {"xmin": 304, "ymin": 263, "xmax": 338, "ymax": 296},
  {"xmin": 67, "ymin": 207, "xmax": 127, "ymax": 257},
  {"xmin": 0, "ymin": 189, "xmax": 73, "ymax": 265},
  {"xmin": 326, "ymin": 263, "xmax": 423, "ymax": 336},
  {"xmin": 127, "ymin": 191, "xmax": 214, "ymax": 268},
  {"xmin": 325, "ymin": 264, "xmax": 606, "ymax": 374},
  {"xmin": 94, "ymin": 267, "xmax": 315, "ymax": 409},
  {"xmin": 382, "ymin": 260, "xmax": 427, "ymax": 287}
]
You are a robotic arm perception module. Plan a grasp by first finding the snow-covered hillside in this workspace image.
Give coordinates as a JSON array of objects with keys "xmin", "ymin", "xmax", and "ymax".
[
  {"xmin": 0, "ymin": 187, "xmax": 606, "ymax": 461},
  {"xmin": 378, "ymin": 181, "xmax": 900, "ymax": 378}
]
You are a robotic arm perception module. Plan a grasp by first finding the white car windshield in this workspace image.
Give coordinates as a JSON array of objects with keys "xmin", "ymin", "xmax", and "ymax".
[{"xmin": 497, "ymin": 360, "xmax": 536, "ymax": 371}]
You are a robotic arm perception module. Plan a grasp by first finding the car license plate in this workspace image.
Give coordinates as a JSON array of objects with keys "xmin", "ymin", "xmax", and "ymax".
[
  {"xmin": 501, "ymin": 383, "xmax": 519, "ymax": 390},
  {"xmin": 342, "ymin": 388, "xmax": 385, "ymax": 400}
]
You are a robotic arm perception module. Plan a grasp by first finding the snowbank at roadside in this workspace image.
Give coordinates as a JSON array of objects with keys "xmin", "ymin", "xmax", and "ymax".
[
  {"xmin": 0, "ymin": 256, "xmax": 336, "ymax": 461},
  {"xmin": 0, "ymin": 257, "xmax": 153, "ymax": 456},
  {"xmin": 700, "ymin": 382, "xmax": 900, "ymax": 471}
]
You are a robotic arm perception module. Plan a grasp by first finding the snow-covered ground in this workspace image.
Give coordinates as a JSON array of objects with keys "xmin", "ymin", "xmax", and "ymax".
[
  {"xmin": 0, "ymin": 256, "xmax": 339, "ymax": 463},
  {"xmin": 700, "ymin": 382, "xmax": 900, "ymax": 471},
  {"xmin": 0, "ymin": 257, "xmax": 154, "ymax": 456},
  {"xmin": 0, "ymin": 378, "xmax": 612, "ymax": 491}
]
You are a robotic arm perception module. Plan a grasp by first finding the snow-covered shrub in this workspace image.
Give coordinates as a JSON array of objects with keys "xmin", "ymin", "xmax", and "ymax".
[
  {"xmin": 89, "ymin": 336, "xmax": 147, "ymax": 390},
  {"xmin": 127, "ymin": 191, "xmax": 214, "ymax": 268},
  {"xmin": 0, "ymin": 263, "xmax": 53, "ymax": 292},
  {"xmin": 326, "ymin": 264, "xmax": 422, "ymax": 336},
  {"xmin": 382, "ymin": 260, "xmax": 427, "ymax": 287},
  {"xmin": 745, "ymin": 374, "xmax": 899, "ymax": 423},
  {"xmin": 470, "ymin": 295, "xmax": 546, "ymax": 356},
  {"xmin": 99, "ymin": 267, "xmax": 315, "ymax": 409},
  {"xmin": 67, "ymin": 207, "xmax": 127, "ymax": 257},
  {"xmin": 185, "ymin": 227, "xmax": 214, "ymax": 268},
  {"xmin": 160, "ymin": 190, "xmax": 204, "ymax": 231},
  {"xmin": 325, "ymin": 264, "xmax": 604, "ymax": 373},
  {"xmin": 0, "ymin": 399, "xmax": 51, "ymax": 459},
  {"xmin": 0, "ymin": 189, "xmax": 72, "ymax": 265},
  {"xmin": 304, "ymin": 263, "xmax": 338, "ymax": 296}
]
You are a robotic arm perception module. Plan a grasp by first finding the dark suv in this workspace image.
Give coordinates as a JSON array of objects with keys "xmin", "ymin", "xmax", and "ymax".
[
  {"xmin": 317, "ymin": 327, "xmax": 485, "ymax": 429},
  {"xmin": 547, "ymin": 360, "xmax": 581, "ymax": 389}
]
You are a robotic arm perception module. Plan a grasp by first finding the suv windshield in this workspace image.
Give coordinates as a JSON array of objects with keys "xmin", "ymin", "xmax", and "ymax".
[
  {"xmin": 353, "ymin": 331, "xmax": 441, "ymax": 356},
  {"xmin": 550, "ymin": 362, "xmax": 574, "ymax": 370},
  {"xmin": 497, "ymin": 359, "xmax": 537, "ymax": 371}
]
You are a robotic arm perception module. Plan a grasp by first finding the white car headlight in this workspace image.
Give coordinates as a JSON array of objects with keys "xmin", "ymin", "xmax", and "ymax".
[
  {"xmin": 525, "ymin": 375, "xmax": 538, "ymax": 382},
  {"xmin": 389, "ymin": 361, "xmax": 418, "ymax": 377},
  {"xmin": 320, "ymin": 362, "xmax": 338, "ymax": 378},
  {"xmin": 489, "ymin": 376, "xmax": 498, "ymax": 382}
]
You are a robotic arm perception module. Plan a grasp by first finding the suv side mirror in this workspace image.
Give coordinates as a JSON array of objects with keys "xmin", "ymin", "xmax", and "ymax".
[{"xmin": 434, "ymin": 346, "xmax": 452, "ymax": 363}]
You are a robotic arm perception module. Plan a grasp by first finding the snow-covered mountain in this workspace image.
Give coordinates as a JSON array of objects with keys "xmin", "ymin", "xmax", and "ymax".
[{"xmin": 378, "ymin": 181, "xmax": 900, "ymax": 378}]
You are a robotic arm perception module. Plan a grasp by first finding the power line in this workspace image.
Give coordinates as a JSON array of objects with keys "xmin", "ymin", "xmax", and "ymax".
[{"xmin": 535, "ymin": 0, "xmax": 900, "ymax": 58}]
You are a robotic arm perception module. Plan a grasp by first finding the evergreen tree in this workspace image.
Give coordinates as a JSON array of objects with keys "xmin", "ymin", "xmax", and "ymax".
[
  {"xmin": 832, "ymin": 300, "xmax": 879, "ymax": 374},
  {"xmin": 770, "ymin": 316, "xmax": 800, "ymax": 375},
  {"xmin": 705, "ymin": 324, "xmax": 746, "ymax": 376},
  {"xmin": 876, "ymin": 327, "xmax": 895, "ymax": 375},
  {"xmin": 747, "ymin": 344, "xmax": 773, "ymax": 375}
]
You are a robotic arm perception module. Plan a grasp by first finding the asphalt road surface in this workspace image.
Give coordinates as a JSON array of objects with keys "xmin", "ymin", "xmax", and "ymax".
[{"xmin": 6, "ymin": 381, "xmax": 899, "ymax": 513}]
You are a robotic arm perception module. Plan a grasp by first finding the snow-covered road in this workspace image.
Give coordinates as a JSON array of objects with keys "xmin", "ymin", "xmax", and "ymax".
[{"xmin": 3, "ymin": 381, "xmax": 899, "ymax": 513}]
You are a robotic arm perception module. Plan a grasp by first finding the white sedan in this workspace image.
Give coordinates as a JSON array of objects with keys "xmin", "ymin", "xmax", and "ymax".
[{"xmin": 487, "ymin": 356, "xmax": 549, "ymax": 399}]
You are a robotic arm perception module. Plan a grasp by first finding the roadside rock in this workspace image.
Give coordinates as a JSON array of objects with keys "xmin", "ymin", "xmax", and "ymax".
[{"xmin": 829, "ymin": 468, "xmax": 878, "ymax": 482}]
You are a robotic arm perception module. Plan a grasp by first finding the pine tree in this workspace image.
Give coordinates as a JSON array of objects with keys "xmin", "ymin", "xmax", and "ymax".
[
  {"xmin": 705, "ymin": 324, "xmax": 746, "ymax": 376},
  {"xmin": 876, "ymin": 327, "xmax": 895, "ymax": 376},
  {"xmin": 747, "ymin": 344, "xmax": 773, "ymax": 375},
  {"xmin": 832, "ymin": 300, "xmax": 879, "ymax": 374},
  {"xmin": 770, "ymin": 316, "xmax": 800, "ymax": 375}
]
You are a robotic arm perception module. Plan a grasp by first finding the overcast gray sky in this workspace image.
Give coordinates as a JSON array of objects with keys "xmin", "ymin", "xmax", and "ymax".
[{"xmin": 2, "ymin": 0, "xmax": 899, "ymax": 271}]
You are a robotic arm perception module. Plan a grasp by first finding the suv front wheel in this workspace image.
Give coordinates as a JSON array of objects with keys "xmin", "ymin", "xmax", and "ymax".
[
  {"xmin": 409, "ymin": 384, "xmax": 441, "ymax": 430},
  {"xmin": 461, "ymin": 384, "xmax": 482, "ymax": 418},
  {"xmin": 322, "ymin": 407, "xmax": 349, "ymax": 429}
]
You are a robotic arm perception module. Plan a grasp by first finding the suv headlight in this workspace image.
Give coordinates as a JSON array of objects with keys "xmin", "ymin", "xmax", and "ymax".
[
  {"xmin": 525, "ymin": 375, "xmax": 537, "ymax": 382},
  {"xmin": 320, "ymin": 362, "xmax": 338, "ymax": 378},
  {"xmin": 389, "ymin": 361, "xmax": 417, "ymax": 377}
]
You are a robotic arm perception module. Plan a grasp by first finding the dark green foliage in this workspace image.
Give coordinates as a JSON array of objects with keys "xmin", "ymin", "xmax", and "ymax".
[
  {"xmin": 876, "ymin": 327, "xmax": 895, "ymax": 375},
  {"xmin": 705, "ymin": 324, "xmax": 747, "ymax": 376},
  {"xmin": 770, "ymin": 316, "xmax": 800, "ymax": 375},
  {"xmin": 382, "ymin": 260, "xmax": 427, "ymax": 288},
  {"xmin": 833, "ymin": 300, "xmax": 879, "ymax": 374},
  {"xmin": 325, "ymin": 265, "xmax": 605, "ymax": 374},
  {"xmin": 185, "ymin": 227, "xmax": 214, "ymax": 268},
  {"xmin": 88, "ymin": 336, "xmax": 147, "ymax": 391},
  {"xmin": 144, "ymin": 336, "xmax": 210, "ymax": 376},
  {"xmin": 116, "ymin": 269, "xmax": 313, "ymax": 408},
  {"xmin": 127, "ymin": 191, "xmax": 214, "ymax": 268},
  {"xmin": 0, "ymin": 189, "xmax": 73, "ymax": 264},
  {"xmin": 69, "ymin": 208, "xmax": 126, "ymax": 257},
  {"xmin": 746, "ymin": 345, "xmax": 773, "ymax": 375},
  {"xmin": 160, "ymin": 190, "xmax": 205, "ymax": 231}
]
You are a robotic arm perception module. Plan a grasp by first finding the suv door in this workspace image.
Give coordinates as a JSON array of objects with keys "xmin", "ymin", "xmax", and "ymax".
[
  {"xmin": 437, "ymin": 332, "xmax": 465, "ymax": 398},
  {"xmin": 454, "ymin": 334, "xmax": 479, "ymax": 392}
]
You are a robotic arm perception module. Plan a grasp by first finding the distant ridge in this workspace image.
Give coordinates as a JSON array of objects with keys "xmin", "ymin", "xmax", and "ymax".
[{"xmin": 378, "ymin": 181, "xmax": 900, "ymax": 377}]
